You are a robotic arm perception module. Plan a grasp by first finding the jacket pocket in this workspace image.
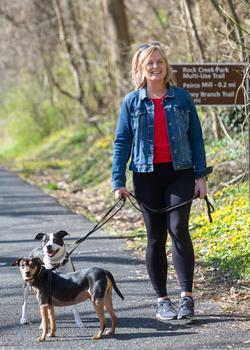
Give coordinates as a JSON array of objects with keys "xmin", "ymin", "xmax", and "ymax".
[
  {"xmin": 173, "ymin": 105, "xmax": 190, "ymax": 132},
  {"xmin": 130, "ymin": 109, "xmax": 146, "ymax": 132}
]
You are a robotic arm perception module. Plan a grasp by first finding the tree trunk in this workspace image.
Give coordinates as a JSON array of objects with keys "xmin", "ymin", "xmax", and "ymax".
[
  {"xmin": 51, "ymin": 0, "xmax": 104, "ymax": 135},
  {"xmin": 211, "ymin": 108, "xmax": 223, "ymax": 140},
  {"xmin": 52, "ymin": 0, "xmax": 86, "ymax": 112},
  {"xmin": 105, "ymin": 0, "xmax": 131, "ymax": 85},
  {"xmin": 66, "ymin": 0, "xmax": 104, "ymax": 110},
  {"xmin": 179, "ymin": 0, "xmax": 195, "ymax": 61},
  {"xmin": 181, "ymin": 0, "xmax": 206, "ymax": 62},
  {"xmin": 226, "ymin": 0, "xmax": 245, "ymax": 60}
]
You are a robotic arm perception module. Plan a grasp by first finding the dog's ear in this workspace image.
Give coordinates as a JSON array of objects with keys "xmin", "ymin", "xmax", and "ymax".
[
  {"xmin": 35, "ymin": 233, "xmax": 46, "ymax": 241},
  {"xmin": 33, "ymin": 257, "xmax": 43, "ymax": 265},
  {"xmin": 56, "ymin": 230, "xmax": 70, "ymax": 237},
  {"xmin": 12, "ymin": 258, "xmax": 22, "ymax": 266}
]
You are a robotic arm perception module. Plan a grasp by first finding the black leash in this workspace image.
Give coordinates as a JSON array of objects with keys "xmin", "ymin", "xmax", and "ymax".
[
  {"xmin": 48, "ymin": 269, "xmax": 53, "ymax": 305},
  {"xmin": 127, "ymin": 192, "xmax": 214, "ymax": 223},
  {"xmin": 51, "ymin": 191, "xmax": 214, "ymax": 270},
  {"xmin": 202, "ymin": 196, "xmax": 215, "ymax": 223},
  {"xmin": 52, "ymin": 196, "xmax": 126, "ymax": 270}
]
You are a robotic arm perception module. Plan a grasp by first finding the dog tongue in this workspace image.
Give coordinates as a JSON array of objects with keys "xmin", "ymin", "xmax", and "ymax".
[{"xmin": 48, "ymin": 251, "xmax": 55, "ymax": 257}]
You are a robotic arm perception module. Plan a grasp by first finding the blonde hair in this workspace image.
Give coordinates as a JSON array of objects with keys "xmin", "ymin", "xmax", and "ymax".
[{"xmin": 131, "ymin": 43, "xmax": 175, "ymax": 89}]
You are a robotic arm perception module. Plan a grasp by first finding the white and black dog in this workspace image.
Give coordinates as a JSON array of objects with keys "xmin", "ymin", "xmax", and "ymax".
[{"xmin": 21, "ymin": 230, "xmax": 83, "ymax": 327}]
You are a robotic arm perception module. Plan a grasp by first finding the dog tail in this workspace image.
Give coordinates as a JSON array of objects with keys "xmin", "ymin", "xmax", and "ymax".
[{"xmin": 105, "ymin": 271, "xmax": 124, "ymax": 300}]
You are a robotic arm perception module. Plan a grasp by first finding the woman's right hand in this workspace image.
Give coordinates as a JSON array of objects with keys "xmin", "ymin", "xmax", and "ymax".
[{"xmin": 114, "ymin": 187, "xmax": 130, "ymax": 199}]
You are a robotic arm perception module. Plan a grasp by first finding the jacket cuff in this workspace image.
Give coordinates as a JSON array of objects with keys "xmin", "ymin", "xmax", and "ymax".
[
  {"xmin": 112, "ymin": 180, "xmax": 125, "ymax": 192},
  {"xmin": 194, "ymin": 166, "xmax": 213, "ymax": 179}
]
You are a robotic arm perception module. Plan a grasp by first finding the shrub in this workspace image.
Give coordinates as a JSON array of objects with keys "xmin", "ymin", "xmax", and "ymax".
[{"xmin": 0, "ymin": 77, "xmax": 78, "ymax": 155}]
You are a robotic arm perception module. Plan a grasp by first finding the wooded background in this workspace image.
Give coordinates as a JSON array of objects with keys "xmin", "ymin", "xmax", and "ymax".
[
  {"xmin": 0, "ymin": 0, "xmax": 249, "ymax": 284},
  {"xmin": 0, "ymin": 0, "xmax": 249, "ymax": 143}
]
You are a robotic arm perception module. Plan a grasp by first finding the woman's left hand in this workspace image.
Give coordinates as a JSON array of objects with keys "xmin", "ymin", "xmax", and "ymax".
[{"xmin": 194, "ymin": 177, "xmax": 207, "ymax": 199}]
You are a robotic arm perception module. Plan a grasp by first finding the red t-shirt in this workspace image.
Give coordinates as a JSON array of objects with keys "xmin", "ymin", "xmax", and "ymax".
[{"xmin": 152, "ymin": 98, "xmax": 172, "ymax": 163}]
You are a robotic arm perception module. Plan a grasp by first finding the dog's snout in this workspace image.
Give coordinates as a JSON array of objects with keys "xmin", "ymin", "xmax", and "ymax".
[{"xmin": 46, "ymin": 245, "xmax": 52, "ymax": 251}]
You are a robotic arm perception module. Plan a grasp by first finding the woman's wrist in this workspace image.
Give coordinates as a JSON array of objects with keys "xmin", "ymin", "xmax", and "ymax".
[{"xmin": 196, "ymin": 177, "xmax": 207, "ymax": 182}]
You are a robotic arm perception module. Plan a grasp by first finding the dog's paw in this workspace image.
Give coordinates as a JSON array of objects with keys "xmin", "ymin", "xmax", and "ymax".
[
  {"xmin": 75, "ymin": 319, "xmax": 84, "ymax": 328},
  {"xmin": 105, "ymin": 329, "xmax": 114, "ymax": 336},
  {"xmin": 92, "ymin": 332, "xmax": 102, "ymax": 340},
  {"xmin": 37, "ymin": 336, "xmax": 46, "ymax": 342},
  {"xmin": 20, "ymin": 319, "xmax": 29, "ymax": 325},
  {"xmin": 48, "ymin": 332, "xmax": 56, "ymax": 338}
]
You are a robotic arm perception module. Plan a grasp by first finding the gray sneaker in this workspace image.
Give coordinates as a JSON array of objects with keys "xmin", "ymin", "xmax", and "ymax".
[
  {"xmin": 156, "ymin": 299, "xmax": 177, "ymax": 321},
  {"xmin": 177, "ymin": 296, "xmax": 194, "ymax": 319}
]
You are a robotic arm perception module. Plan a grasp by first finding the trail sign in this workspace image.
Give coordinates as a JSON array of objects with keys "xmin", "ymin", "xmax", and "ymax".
[{"xmin": 171, "ymin": 63, "xmax": 247, "ymax": 106}]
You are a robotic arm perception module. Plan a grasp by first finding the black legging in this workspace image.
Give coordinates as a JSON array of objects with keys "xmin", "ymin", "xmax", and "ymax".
[{"xmin": 133, "ymin": 163, "xmax": 195, "ymax": 298}]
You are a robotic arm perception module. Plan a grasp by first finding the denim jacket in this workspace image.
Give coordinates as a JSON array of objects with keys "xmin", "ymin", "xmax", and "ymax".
[{"xmin": 112, "ymin": 85, "xmax": 212, "ymax": 191}]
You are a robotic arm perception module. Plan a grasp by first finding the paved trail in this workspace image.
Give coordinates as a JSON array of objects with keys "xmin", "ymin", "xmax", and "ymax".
[{"xmin": 0, "ymin": 167, "xmax": 249, "ymax": 350}]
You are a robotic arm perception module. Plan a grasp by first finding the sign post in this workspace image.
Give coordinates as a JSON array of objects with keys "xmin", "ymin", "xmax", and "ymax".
[
  {"xmin": 171, "ymin": 63, "xmax": 249, "ymax": 204},
  {"xmin": 171, "ymin": 63, "xmax": 246, "ymax": 106}
]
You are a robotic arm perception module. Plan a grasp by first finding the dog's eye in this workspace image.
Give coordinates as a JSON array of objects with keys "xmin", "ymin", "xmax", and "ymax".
[{"xmin": 53, "ymin": 238, "xmax": 62, "ymax": 245}]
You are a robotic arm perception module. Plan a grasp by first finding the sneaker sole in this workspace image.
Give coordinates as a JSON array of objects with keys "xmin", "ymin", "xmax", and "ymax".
[
  {"xmin": 177, "ymin": 314, "xmax": 194, "ymax": 320},
  {"xmin": 156, "ymin": 313, "xmax": 177, "ymax": 321}
]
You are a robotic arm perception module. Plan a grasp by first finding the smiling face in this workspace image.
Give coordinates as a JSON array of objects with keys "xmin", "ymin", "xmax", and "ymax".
[
  {"xmin": 35, "ymin": 231, "xmax": 69, "ymax": 261},
  {"xmin": 143, "ymin": 50, "xmax": 167, "ymax": 85},
  {"xmin": 43, "ymin": 233, "xmax": 61, "ymax": 257}
]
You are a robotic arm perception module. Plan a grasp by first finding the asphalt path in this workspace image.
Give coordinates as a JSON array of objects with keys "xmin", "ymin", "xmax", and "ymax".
[{"xmin": 0, "ymin": 167, "xmax": 249, "ymax": 350}]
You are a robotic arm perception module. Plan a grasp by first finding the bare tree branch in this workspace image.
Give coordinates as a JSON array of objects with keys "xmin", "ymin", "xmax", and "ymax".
[{"xmin": 182, "ymin": 0, "xmax": 206, "ymax": 61}]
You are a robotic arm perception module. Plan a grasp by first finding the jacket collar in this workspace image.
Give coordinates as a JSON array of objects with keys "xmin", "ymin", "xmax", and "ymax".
[
  {"xmin": 139, "ymin": 84, "xmax": 175, "ymax": 100},
  {"xmin": 166, "ymin": 85, "xmax": 175, "ymax": 98}
]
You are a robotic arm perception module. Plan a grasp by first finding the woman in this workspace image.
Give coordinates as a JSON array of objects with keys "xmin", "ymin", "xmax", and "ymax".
[{"xmin": 111, "ymin": 42, "xmax": 212, "ymax": 321}]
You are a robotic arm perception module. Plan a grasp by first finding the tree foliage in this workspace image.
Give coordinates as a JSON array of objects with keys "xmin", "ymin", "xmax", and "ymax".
[{"xmin": 0, "ymin": 0, "xmax": 249, "ymax": 143}]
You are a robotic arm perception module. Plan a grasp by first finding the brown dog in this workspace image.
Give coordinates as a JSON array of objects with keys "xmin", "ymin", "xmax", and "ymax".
[{"xmin": 13, "ymin": 257, "xmax": 124, "ymax": 342}]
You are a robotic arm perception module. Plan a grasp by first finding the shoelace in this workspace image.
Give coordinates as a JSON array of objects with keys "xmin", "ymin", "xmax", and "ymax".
[
  {"xmin": 180, "ymin": 297, "xmax": 193, "ymax": 307},
  {"xmin": 159, "ymin": 300, "xmax": 176, "ymax": 311}
]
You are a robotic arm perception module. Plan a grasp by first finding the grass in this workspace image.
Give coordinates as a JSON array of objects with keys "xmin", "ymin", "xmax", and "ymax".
[
  {"xmin": 4, "ymin": 126, "xmax": 113, "ymax": 190},
  {"xmin": 1, "ymin": 125, "xmax": 249, "ymax": 283}
]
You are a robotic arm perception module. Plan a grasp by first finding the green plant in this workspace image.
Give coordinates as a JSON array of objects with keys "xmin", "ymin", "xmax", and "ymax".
[
  {"xmin": 191, "ymin": 182, "xmax": 249, "ymax": 280},
  {"xmin": 47, "ymin": 182, "xmax": 59, "ymax": 190},
  {"xmin": 0, "ymin": 74, "xmax": 79, "ymax": 157}
]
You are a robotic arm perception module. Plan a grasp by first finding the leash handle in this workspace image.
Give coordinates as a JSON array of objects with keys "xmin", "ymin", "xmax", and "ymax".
[{"xmin": 204, "ymin": 195, "xmax": 215, "ymax": 223}]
